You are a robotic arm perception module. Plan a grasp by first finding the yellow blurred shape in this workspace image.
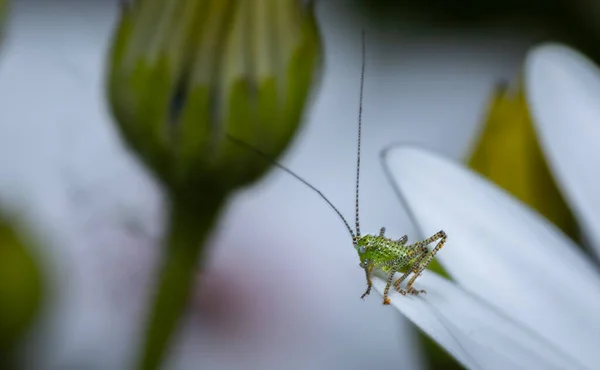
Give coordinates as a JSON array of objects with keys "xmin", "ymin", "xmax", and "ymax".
[{"xmin": 469, "ymin": 83, "xmax": 578, "ymax": 241}]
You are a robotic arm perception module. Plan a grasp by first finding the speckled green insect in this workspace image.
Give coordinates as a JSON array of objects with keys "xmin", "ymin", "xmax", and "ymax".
[
  {"xmin": 355, "ymin": 228, "xmax": 446, "ymax": 304},
  {"xmin": 229, "ymin": 31, "xmax": 447, "ymax": 305}
]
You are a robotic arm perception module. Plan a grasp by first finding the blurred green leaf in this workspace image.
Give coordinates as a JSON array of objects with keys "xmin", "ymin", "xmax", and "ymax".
[{"xmin": 0, "ymin": 215, "xmax": 43, "ymax": 363}]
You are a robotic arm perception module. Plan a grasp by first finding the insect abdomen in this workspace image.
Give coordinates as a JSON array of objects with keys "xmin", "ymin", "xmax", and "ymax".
[{"xmin": 369, "ymin": 236, "xmax": 417, "ymax": 272}]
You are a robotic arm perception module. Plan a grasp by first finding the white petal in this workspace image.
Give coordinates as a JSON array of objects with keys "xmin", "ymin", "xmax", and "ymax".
[
  {"xmin": 383, "ymin": 145, "xmax": 600, "ymax": 369},
  {"xmin": 525, "ymin": 43, "xmax": 600, "ymax": 259},
  {"xmin": 373, "ymin": 273, "xmax": 582, "ymax": 370}
]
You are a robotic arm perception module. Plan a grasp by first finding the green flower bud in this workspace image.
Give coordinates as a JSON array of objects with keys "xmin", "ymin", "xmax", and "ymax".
[
  {"xmin": 0, "ymin": 0, "xmax": 9, "ymax": 40},
  {"xmin": 107, "ymin": 0, "xmax": 322, "ymax": 202},
  {"xmin": 0, "ymin": 213, "xmax": 43, "ymax": 363},
  {"xmin": 108, "ymin": 3, "xmax": 323, "ymax": 369}
]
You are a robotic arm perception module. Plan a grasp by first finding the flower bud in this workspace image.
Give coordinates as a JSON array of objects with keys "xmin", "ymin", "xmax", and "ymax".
[
  {"xmin": 107, "ymin": 0, "xmax": 322, "ymax": 201},
  {"xmin": 0, "ymin": 0, "xmax": 8, "ymax": 39}
]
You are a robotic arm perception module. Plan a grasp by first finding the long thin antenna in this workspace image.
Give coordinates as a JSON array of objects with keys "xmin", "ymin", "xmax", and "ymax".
[
  {"xmin": 355, "ymin": 30, "xmax": 366, "ymax": 239},
  {"xmin": 226, "ymin": 134, "xmax": 357, "ymax": 241}
]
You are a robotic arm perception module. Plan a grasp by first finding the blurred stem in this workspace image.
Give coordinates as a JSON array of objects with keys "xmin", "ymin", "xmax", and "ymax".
[
  {"xmin": 138, "ymin": 194, "xmax": 224, "ymax": 370},
  {"xmin": 0, "ymin": 357, "xmax": 15, "ymax": 370},
  {"xmin": 420, "ymin": 333, "xmax": 465, "ymax": 370}
]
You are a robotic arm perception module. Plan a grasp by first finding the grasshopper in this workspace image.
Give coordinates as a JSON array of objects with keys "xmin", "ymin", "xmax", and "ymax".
[{"xmin": 228, "ymin": 31, "xmax": 446, "ymax": 305}]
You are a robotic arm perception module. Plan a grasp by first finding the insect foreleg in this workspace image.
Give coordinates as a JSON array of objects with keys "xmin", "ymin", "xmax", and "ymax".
[
  {"xmin": 405, "ymin": 230, "xmax": 447, "ymax": 293},
  {"xmin": 360, "ymin": 264, "xmax": 374, "ymax": 299}
]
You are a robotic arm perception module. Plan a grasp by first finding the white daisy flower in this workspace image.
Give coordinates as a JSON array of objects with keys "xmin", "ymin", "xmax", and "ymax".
[{"xmin": 378, "ymin": 42, "xmax": 600, "ymax": 369}]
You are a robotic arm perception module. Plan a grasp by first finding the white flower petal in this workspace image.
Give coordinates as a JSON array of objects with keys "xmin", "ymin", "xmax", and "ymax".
[
  {"xmin": 373, "ymin": 273, "xmax": 581, "ymax": 370},
  {"xmin": 525, "ymin": 43, "xmax": 600, "ymax": 259},
  {"xmin": 383, "ymin": 145, "xmax": 600, "ymax": 369}
]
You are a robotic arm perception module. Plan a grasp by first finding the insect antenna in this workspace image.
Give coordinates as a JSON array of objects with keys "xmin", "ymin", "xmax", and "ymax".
[
  {"xmin": 355, "ymin": 30, "xmax": 366, "ymax": 240},
  {"xmin": 226, "ymin": 133, "xmax": 357, "ymax": 241}
]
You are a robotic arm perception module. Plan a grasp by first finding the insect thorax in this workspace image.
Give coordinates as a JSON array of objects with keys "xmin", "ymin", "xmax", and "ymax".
[{"xmin": 356, "ymin": 234, "xmax": 420, "ymax": 272}]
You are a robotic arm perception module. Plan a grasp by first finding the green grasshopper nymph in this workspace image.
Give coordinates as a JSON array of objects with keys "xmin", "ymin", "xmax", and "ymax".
[{"xmin": 228, "ymin": 31, "xmax": 447, "ymax": 305}]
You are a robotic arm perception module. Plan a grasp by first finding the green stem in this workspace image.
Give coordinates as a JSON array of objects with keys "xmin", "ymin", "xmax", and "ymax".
[
  {"xmin": 420, "ymin": 331, "xmax": 465, "ymax": 370},
  {"xmin": 138, "ymin": 195, "xmax": 223, "ymax": 370}
]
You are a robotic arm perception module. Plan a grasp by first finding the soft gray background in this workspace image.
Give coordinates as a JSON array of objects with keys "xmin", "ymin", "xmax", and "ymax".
[{"xmin": 0, "ymin": 1, "xmax": 534, "ymax": 369}]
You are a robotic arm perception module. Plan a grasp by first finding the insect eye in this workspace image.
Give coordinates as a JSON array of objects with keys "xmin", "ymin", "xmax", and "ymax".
[{"xmin": 359, "ymin": 246, "xmax": 366, "ymax": 254}]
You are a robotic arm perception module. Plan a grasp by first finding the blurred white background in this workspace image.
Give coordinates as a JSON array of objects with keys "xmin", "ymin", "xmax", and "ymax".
[{"xmin": 0, "ymin": 0, "xmax": 535, "ymax": 369}]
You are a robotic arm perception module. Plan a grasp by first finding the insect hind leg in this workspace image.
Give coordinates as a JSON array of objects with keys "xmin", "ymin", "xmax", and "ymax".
[
  {"xmin": 404, "ymin": 230, "xmax": 447, "ymax": 294},
  {"xmin": 393, "ymin": 246, "xmax": 427, "ymax": 294}
]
